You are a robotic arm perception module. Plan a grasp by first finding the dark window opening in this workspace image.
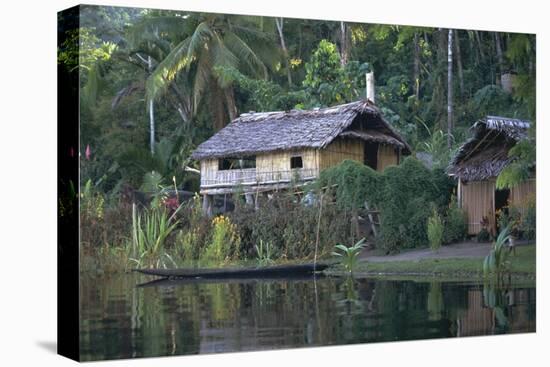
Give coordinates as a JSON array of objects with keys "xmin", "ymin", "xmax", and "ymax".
[
  {"xmin": 291, "ymin": 156, "xmax": 303, "ymax": 169},
  {"xmin": 218, "ymin": 156, "xmax": 256, "ymax": 170},
  {"xmin": 364, "ymin": 142, "xmax": 379, "ymax": 170}
]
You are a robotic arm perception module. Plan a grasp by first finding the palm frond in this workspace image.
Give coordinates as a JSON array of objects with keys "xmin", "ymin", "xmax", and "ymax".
[
  {"xmin": 145, "ymin": 36, "xmax": 192, "ymax": 103},
  {"xmin": 186, "ymin": 21, "xmax": 214, "ymax": 66},
  {"xmin": 224, "ymin": 30, "xmax": 268, "ymax": 79},
  {"xmin": 127, "ymin": 16, "xmax": 190, "ymax": 48},
  {"xmin": 192, "ymin": 48, "xmax": 213, "ymax": 112}
]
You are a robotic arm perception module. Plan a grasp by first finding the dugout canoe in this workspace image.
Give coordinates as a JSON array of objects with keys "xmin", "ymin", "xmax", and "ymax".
[
  {"xmin": 137, "ymin": 272, "xmax": 326, "ymax": 288},
  {"xmin": 134, "ymin": 262, "xmax": 330, "ymax": 280}
]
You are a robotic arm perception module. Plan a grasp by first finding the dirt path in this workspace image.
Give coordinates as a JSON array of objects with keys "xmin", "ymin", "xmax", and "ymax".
[{"xmin": 361, "ymin": 241, "xmax": 494, "ymax": 262}]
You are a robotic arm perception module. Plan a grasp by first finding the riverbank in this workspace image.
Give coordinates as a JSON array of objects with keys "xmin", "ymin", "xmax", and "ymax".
[{"xmin": 325, "ymin": 243, "xmax": 536, "ymax": 280}]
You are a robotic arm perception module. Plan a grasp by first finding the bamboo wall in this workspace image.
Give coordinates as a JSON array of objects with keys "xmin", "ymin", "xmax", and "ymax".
[
  {"xmin": 256, "ymin": 149, "xmax": 318, "ymax": 174},
  {"xmin": 460, "ymin": 180, "xmax": 496, "ymax": 235},
  {"xmin": 318, "ymin": 138, "xmax": 363, "ymax": 170},
  {"xmin": 200, "ymin": 137, "xmax": 401, "ymax": 191},
  {"xmin": 510, "ymin": 178, "xmax": 536, "ymax": 216},
  {"xmin": 200, "ymin": 149, "xmax": 319, "ymax": 190},
  {"xmin": 377, "ymin": 144, "xmax": 399, "ymax": 172}
]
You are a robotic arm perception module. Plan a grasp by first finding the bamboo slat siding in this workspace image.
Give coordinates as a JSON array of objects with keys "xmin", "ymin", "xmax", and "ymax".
[
  {"xmin": 461, "ymin": 180, "xmax": 496, "ymax": 235},
  {"xmin": 200, "ymin": 149, "xmax": 319, "ymax": 189},
  {"xmin": 377, "ymin": 144, "xmax": 399, "ymax": 172},
  {"xmin": 200, "ymin": 138, "xmax": 401, "ymax": 192},
  {"xmin": 318, "ymin": 138, "xmax": 363, "ymax": 170},
  {"xmin": 510, "ymin": 178, "xmax": 536, "ymax": 216}
]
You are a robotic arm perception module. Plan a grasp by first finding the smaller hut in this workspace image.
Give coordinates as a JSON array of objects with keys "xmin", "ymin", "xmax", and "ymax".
[
  {"xmin": 448, "ymin": 116, "xmax": 535, "ymax": 235},
  {"xmin": 191, "ymin": 100, "xmax": 411, "ymax": 214}
]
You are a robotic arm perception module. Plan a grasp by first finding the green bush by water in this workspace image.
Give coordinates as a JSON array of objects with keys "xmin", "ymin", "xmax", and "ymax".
[
  {"xmin": 319, "ymin": 158, "xmax": 454, "ymax": 253},
  {"xmin": 427, "ymin": 207, "xmax": 443, "ymax": 252}
]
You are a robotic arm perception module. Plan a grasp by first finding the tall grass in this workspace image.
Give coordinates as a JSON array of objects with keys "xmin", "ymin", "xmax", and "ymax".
[{"xmin": 130, "ymin": 203, "xmax": 181, "ymax": 268}]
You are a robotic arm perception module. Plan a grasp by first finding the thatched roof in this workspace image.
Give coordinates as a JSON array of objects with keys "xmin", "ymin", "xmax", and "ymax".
[
  {"xmin": 191, "ymin": 100, "xmax": 411, "ymax": 160},
  {"xmin": 448, "ymin": 116, "xmax": 531, "ymax": 181}
]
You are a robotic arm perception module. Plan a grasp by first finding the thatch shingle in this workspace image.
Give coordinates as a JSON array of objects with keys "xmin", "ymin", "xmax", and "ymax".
[
  {"xmin": 448, "ymin": 116, "xmax": 531, "ymax": 181},
  {"xmin": 191, "ymin": 100, "xmax": 411, "ymax": 160}
]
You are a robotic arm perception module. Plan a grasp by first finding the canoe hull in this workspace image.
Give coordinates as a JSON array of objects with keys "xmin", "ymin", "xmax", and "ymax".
[{"xmin": 135, "ymin": 263, "xmax": 329, "ymax": 279}]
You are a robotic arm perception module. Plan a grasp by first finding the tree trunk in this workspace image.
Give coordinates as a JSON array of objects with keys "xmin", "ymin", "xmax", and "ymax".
[
  {"xmin": 454, "ymin": 30, "xmax": 465, "ymax": 97},
  {"xmin": 447, "ymin": 29, "xmax": 454, "ymax": 148},
  {"xmin": 475, "ymin": 31, "xmax": 485, "ymax": 61},
  {"xmin": 413, "ymin": 32, "xmax": 421, "ymax": 101},
  {"xmin": 339, "ymin": 21, "xmax": 349, "ymax": 66},
  {"xmin": 224, "ymin": 87, "xmax": 238, "ymax": 122},
  {"xmin": 147, "ymin": 55, "xmax": 155, "ymax": 155},
  {"xmin": 275, "ymin": 17, "xmax": 293, "ymax": 87},
  {"xmin": 494, "ymin": 32, "xmax": 504, "ymax": 84},
  {"xmin": 210, "ymin": 80, "xmax": 226, "ymax": 131}
]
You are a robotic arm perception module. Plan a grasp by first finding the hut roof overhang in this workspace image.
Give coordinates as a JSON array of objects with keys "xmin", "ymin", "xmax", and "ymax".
[
  {"xmin": 448, "ymin": 116, "xmax": 532, "ymax": 182},
  {"xmin": 191, "ymin": 100, "xmax": 411, "ymax": 160}
]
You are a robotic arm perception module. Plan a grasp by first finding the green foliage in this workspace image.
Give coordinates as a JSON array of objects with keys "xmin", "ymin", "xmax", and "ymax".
[
  {"xmin": 302, "ymin": 40, "xmax": 369, "ymax": 107},
  {"xmin": 81, "ymin": 179, "xmax": 105, "ymax": 220},
  {"xmin": 214, "ymin": 65, "xmax": 306, "ymax": 111},
  {"xmin": 476, "ymin": 228, "xmax": 491, "ymax": 243},
  {"xmin": 318, "ymin": 160, "xmax": 382, "ymax": 211},
  {"xmin": 471, "ymin": 85, "xmax": 514, "ymax": 117},
  {"xmin": 318, "ymin": 158, "xmax": 453, "ymax": 253},
  {"xmin": 496, "ymin": 134, "xmax": 535, "ymax": 189},
  {"xmin": 520, "ymin": 201, "xmax": 536, "ymax": 241},
  {"xmin": 443, "ymin": 196, "xmax": 467, "ymax": 244},
  {"xmin": 427, "ymin": 207, "xmax": 443, "ymax": 252},
  {"xmin": 229, "ymin": 192, "xmax": 353, "ymax": 260},
  {"xmin": 130, "ymin": 203, "xmax": 180, "ymax": 268},
  {"xmin": 417, "ymin": 128, "xmax": 455, "ymax": 168},
  {"xmin": 203, "ymin": 215, "xmax": 241, "ymax": 262},
  {"xmin": 174, "ymin": 194, "xmax": 211, "ymax": 261},
  {"xmin": 255, "ymin": 239, "xmax": 276, "ymax": 266},
  {"xmin": 377, "ymin": 159, "xmax": 452, "ymax": 252},
  {"xmin": 483, "ymin": 226, "xmax": 512, "ymax": 278},
  {"xmin": 332, "ymin": 238, "xmax": 367, "ymax": 274}
]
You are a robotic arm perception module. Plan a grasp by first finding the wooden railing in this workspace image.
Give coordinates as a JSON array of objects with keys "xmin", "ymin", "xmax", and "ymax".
[{"xmin": 201, "ymin": 168, "xmax": 319, "ymax": 188}]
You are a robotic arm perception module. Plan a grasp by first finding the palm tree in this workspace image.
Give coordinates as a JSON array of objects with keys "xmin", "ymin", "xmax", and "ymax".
[{"xmin": 133, "ymin": 12, "xmax": 278, "ymax": 131}]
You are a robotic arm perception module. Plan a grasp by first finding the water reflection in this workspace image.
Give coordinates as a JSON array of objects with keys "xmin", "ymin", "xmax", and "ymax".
[{"xmin": 79, "ymin": 274, "xmax": 535, "ymax": 361}]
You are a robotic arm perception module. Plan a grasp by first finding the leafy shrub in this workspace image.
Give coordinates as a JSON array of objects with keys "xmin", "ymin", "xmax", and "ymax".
[
  {"xmin": 229, "ymin": 192, "xmax": 353, "ymax": 260},
  {"xmin": 427, "ymin": 207, "xmax": 444, "ymax": 252},
  {"xmin": 81, "ymin": 182, "xmax": 132, "ymax": 249},
  {"xmin": 203, "ymin": 215, "xmax": 241, "ymax": 262},
  {"xmin": 476, "ymin": 228, "xmax": 491, "ymax": 243},
  {"xmin": 443, "ymin": 196, "xmax": 467, "ymax": 244},
  {"xmin": 175, "ymin": 194, "xmax": 211, "ymax": 260},
  {"xmin": 520, "ymin": 202, "xmax": 536, "ymax": 241},
  {"xmin": 318, "ymin": 158, "xmax": 453, "ymax": 253}
]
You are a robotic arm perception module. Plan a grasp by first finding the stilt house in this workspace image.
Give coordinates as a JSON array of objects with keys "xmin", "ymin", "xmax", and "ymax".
[
  {"xmin": 191, "ymin": 100, "xmax": 411, "ymax": 214},
  {"xmin": 448, "ymin": 116, "xmax": 535, "ymax": 235}
]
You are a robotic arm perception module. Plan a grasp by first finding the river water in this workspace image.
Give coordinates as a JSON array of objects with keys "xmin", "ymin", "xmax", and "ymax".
[{"xmin": 79, "ymin": 274, "xmax": 535, "ymax": 361}]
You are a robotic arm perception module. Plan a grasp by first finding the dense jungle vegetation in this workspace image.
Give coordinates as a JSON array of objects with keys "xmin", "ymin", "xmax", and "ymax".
[{"xmin": 58, "ymin": 6, "xmax": 536, "ymax": 271}]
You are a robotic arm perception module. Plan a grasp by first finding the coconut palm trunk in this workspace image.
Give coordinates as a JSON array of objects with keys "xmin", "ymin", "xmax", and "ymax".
[{"xmin": 447, "ymin": 29, "xmax": 453, "ymax": 148}]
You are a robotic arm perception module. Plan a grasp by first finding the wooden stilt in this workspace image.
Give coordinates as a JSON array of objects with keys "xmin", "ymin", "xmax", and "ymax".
[
  {"xmin": 245, "ymin": 193, "xmax": 254, "ymax": 206},
  {"xmin": 202, "ymin": 194, "xmax": 213, "ymax": 217},
  {"xmin": 364, "ymin": 201, "xmax": 379, "ymax": 238}
]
